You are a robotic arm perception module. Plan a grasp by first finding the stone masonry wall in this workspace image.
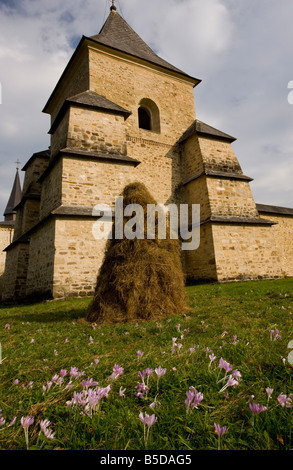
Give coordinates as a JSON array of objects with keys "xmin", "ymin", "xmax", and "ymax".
[
  {"xmin": 0, "ymin": 226, "xmax": 13, "ymax": 275},
  {"xmin": 180, "ymin": 135, "xmax": 204, "ymax": 182},
  {"xmin": 0, "ymin": 226, "xmax": 14, "ymax": 299},
  {"xmin": 40, "ymin": 159, "xmax": 63, "ymax": 219},
  {"xmin": 198, "ymin": 136, "xmax": 243, "ymax": 174},
  {"xmin": 212, "ymin": 223, "xmax": 283, "ymax": 281},
  {"xmin": 183, "ymin": 177, "xmax": 211, "ymax": 220},
  {"xmin": 88, "ymin": 47, "xmax": 196, "ymax": 145},
  {"xmin": 48, "ymin": 48, "xmax": 90, "ymax": 123},
  {"xmin": 183, "ymin": 223, "xmax": 217, "ymax": 282},
  {"xmin": 206, "ymin": 178, "xmax": 259, "ymax": 218},
  {"xmin": 1, "ymin": 242, "xmax": 30, "ymax": 301},
  {"xmin": 67, "ymin": 108, "xmax": 127, "ymax": 156},
  {"xmin": 53, "ymin": 217, "xmax": 107, "ymax": 298},
  {"xmin": 13, "ymin": 156, "xmax": 50, "ymax": 240},
  {"xmin": 25, "ymin": 218, "xmax": 56, "ymax": 299},
  {"xmin": 61, "ymin": 157, "xmax": 135, "ymax": 208},
  {"xmin": 51, "ymin": 109, "xmax": 70, "ymax": 158},
  {"xmin": 258, "ymin": 213, "xmax": 293, "ymax": 278}
]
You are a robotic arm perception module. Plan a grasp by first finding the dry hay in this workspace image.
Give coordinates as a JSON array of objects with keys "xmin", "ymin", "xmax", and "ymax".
[{"xmin": 86, "ymin": 182, "xmax": 188, "ymax": 324}]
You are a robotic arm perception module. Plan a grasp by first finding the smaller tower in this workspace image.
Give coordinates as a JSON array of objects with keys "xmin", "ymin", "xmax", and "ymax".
[{"xmin": 3, "ymin": 164, "xmax": 22, "ymax": 222}]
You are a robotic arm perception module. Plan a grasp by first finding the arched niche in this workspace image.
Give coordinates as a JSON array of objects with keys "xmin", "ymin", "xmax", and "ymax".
[{"xmin": 138, "ymin": 98, "xmax": 160, "ymax": 133}]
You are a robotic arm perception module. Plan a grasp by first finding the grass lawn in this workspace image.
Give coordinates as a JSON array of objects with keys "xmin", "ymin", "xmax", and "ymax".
[{"xmin": 0, "ymin": 278, "xmax": 292, "ymax": 451}]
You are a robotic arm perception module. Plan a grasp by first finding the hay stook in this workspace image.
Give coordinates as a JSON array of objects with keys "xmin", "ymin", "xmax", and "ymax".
[{"xmin": 86, "ymin": 182, "xmax": 188, "ymax": 324}]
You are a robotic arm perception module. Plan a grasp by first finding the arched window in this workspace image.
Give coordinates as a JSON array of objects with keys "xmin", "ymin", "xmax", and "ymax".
[
  {"xmin": 138, "ymin": 98, "xmax": 160, "ymax": 133},
  {"xmin": 138, "ymin": 107, "xmax": 151, "ymax": 130}
]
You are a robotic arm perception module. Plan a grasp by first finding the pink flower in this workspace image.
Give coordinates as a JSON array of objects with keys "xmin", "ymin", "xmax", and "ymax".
[
  {"xmin": 232, "ymin": 369, "xmax": 242, "ymax": 380},
  {"xmin": 136, "ymin": 350, "xmax": 144, "ymax": 357},
  {"xmin": 139, "ymin": 412, "xmax": 157, "ymax": 428},
  {"xmin": 155, "ymin": 366, "xmax": 167, "ymax": 378},
  {"xmin": 214, "ymin": 423, "xmax": 227, "ymax": 436},
  {"xmin": 110, "ymin": 364, "xmax": 124, "ymax": 379},
  {"xmin": 218, "ymin": 358, "xmax": 233, "ymax": 373},
  {"xmin": 4, "ymin": 324, "xmax": 10, "ymax": 329},
  {"xmin": 40, "ymin": 419, "xmax": 51, "ymax": 432},
  {"xmin": 277, "ymin": 393, "xmax": 292, "ymax": 408},
  {"xmin": 81, "ymin": 377, "xmax": 99, "ymax": 388},
  {"xmin": 21, "ymin": 416, "xmax": 34, "ymax": 429},
  {"xmin": 9, "ymin": 416, "xmax": 17, "ymax": 427},
  {"xmin": 249, "ymin": 403, "xmax": 267, "ymax": 415},
  {"xmin": 43, "ymin": 428, "xmax": 55, "ymax": 440},
  {"xmin": 135, "ymin": 382, "xmax": 149, "ymax": 399},
  {"xmin": 185, "ymin": 387, "xmax": 203, "ymax": 412},
  {"xmin": 119, "ymin": 387, "xmax": 126, "ymax": 397}
]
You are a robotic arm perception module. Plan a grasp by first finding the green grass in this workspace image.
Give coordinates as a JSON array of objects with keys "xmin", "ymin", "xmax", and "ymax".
[{"xmin": 0, "ymin": 278, "xmax": 292, "ymax": 450}]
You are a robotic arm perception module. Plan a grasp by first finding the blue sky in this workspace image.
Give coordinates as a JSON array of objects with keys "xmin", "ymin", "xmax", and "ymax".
[{"xmin": 0, "ymin": 0, "xmax": 293, "ymax": 218}]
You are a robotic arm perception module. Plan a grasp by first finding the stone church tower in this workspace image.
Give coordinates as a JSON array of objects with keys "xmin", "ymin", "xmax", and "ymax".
[{"xmin": 2, "ymin": 6, "xmax": 293, "ymax": 301}]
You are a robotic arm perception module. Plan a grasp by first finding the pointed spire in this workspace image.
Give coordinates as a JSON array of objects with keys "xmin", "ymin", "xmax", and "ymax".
[
  {"xmin": 4, "ymin": 167, "xmax": 22, "ymax": 221},
  {"xmin": 90, "ymin": 10, "xmax": 199, "ymax": 80}
]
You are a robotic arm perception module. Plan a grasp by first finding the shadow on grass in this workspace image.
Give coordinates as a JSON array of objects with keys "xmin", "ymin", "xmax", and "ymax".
[{"xmin": 0, "ymin": 297, "xmax": 92, "ymax": 324}]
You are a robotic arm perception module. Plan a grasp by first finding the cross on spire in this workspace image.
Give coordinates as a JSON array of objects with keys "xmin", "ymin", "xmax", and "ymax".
[
  {"xmin": 15, "ymin": 159, "xmax": 21, "ymax": 171},
  {"xmin": 110, "ymin": 0, "xmax": 117, "ymax": 11}
]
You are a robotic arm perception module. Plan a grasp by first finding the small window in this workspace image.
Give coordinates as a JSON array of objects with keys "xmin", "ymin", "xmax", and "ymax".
[
  {"xmin": 138, "ymin": 98, "xmax": 160, "ymax": 133},
  {"xmin": 138, "ymin": 107, "xmax": 151, "ymax": 130}
]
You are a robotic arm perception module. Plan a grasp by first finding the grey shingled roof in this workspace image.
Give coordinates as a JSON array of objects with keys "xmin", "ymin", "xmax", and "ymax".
[
  {"xmin": 3, "ymin": 169, "xmax": 22, "ymax": 217},
  {"xmin": 178, "ymin": 120, "xmax": 237, "ymax": 144},
  {"xmin": 256, "ymin": 203, "xmax": 293, "ymax": 216},
  {"xmin": 67, "ymin": 90, "xmax": 130, "ymax": 114},
  {"xmin": 43, "ymin": 11, "xmax": 200, "ymax": 114},
  {"xmin": 22, "ymin": 149, "xmax": 50, "ymax": 171},
  {"xmin": 49, "ymin": 90, "xmax": 131, "ymax": 134},
  {"xmin": 89, "ymin": 10, "xmax": 200, "ymax": 83}
]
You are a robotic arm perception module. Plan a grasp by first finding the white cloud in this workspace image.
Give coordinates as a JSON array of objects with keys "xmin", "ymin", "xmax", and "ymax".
[{"xmin": 0, "ymin": 0, "xmax": 293, "ymax": 218}]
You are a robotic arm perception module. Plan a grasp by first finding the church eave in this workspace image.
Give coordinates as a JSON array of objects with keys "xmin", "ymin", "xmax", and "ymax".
[
  {"xmin": 38, "ymin": 148, "xmax": 141, "ymax": 183},
  {"xmin": 42, "ymin": 36, "xmax": 88, "ymax": 115},
  {"xmin": 48, "ymin": 92, "xmax": 131, "ymax": 135},
  {"xmin": 178, "ymin": 120, "xmax": 237, "ymax": 145},
  {"xmin": 85, "ymin": 35, "xmax": 201, "ymax": 87}
]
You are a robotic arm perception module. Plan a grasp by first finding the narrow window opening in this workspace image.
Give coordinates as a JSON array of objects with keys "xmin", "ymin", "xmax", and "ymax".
[{"xmin": 138, "ymin": 107, "xmax": 151, "ymax": 130}]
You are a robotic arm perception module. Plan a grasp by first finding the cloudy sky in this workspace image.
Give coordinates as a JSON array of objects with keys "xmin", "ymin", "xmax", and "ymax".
[{"xmin": 0, "ymin": 0, "xmax": 293, "ymax": 218}]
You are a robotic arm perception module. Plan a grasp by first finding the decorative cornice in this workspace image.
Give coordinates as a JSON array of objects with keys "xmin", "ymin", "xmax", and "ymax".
[
  {"xmin": 198, "ymin": 215, "xmax": 276, "ymax": 226},
  {"xmin": 182, "ymin": 169, "xmax": 253, "ymax": 186},
  {"xmin": 256, "ymin": 203, "xmax": 293, "ymax": 216},
  {"xmin": 38, "ymin": 148, "xmax": 140, "ymax": 183}
]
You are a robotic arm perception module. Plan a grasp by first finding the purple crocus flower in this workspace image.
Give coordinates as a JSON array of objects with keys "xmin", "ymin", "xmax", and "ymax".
[
  {"xmin": 277, "ymin": 393, "xmax": 292, "ymax": 408},
  {"xmin": 185, "ymin": 387, "xmax": 204, "ymax": 412},
  {"xmin": 155, "ymin": 366, "xmax": 167, "ymax": 378},
  {"xmin": 214, "ymin": 423, "xmax": 227, "ymax": 436},
  {"xmin": 218, "ymin": 358, "xmax": 233, "ymax": 373},
  {"xmin": 139, "ymin": 412, "xmax": 157, "ymax": 428},
  {"xmin": 21, "ymin": 416, "xmax": 34, "ymax": 429},
  {"xmin": 249, "ymin": 403, "xmax": 267, "ymax": 415}
]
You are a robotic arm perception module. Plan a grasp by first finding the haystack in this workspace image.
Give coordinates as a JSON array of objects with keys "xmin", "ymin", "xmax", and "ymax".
[{"xmin": 86, "ymin": 182, "xmax": 188, "ymax": 324}]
